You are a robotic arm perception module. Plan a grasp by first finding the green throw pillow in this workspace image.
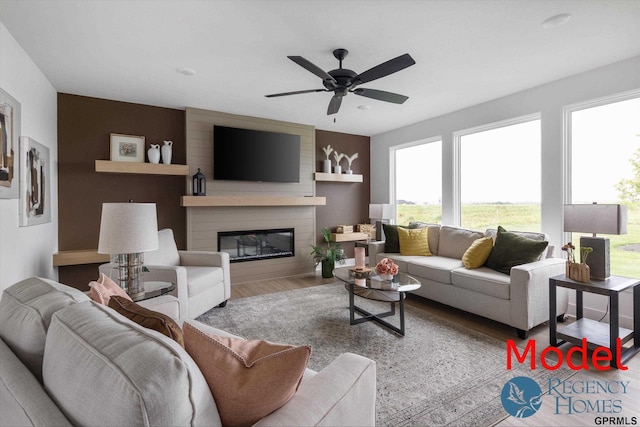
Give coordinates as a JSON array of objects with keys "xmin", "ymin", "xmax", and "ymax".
[
  {"xmin": 484, "ymin": 226, "xmax": 549, "ymax": 275},
  {"xmin": 383, "ymin": 223, "xmax": 423, "ymax": 253}
]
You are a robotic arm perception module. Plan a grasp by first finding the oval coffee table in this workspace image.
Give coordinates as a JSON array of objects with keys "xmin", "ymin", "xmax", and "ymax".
[{"xmin": 334, "ymin": 267, "xmax": 421, "ymax": 336}]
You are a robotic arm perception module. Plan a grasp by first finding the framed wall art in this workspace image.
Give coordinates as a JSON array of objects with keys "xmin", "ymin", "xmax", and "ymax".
[
  {"xmin": 0, "ymin": 88, "xmax": 21, "ymax": 199},
  {"xmin": 110, "ymin": 133, "xmax": 145, "ymax": 162},
  {"xmin": 19, "ymin": 136, "xmax": 51, "ymax": 226}
]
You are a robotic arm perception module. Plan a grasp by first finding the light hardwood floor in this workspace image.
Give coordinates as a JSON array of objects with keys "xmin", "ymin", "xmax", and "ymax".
[{"xmin": 231, "ymin": 273, "xmax": 640, "ymax": 426}]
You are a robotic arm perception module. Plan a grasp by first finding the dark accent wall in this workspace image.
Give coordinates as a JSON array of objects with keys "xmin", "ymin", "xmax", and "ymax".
[
  {"xmin": 57, "ymin": 94, "xmax": 186, "ymax": 289},
  {"xmin": 315, "ymin": 130, "xmax": 370, "ymax": 257}
]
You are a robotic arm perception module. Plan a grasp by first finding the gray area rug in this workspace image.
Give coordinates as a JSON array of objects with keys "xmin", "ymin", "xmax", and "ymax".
[{"xmin": 197, "ymin": 283, "xmax": 574, "ymax": 426}]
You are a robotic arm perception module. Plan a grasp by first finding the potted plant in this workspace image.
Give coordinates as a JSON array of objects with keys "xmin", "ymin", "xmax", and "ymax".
[{"xmin": 311, "ymin": 227, "xmax": 346, "ymax": 278}]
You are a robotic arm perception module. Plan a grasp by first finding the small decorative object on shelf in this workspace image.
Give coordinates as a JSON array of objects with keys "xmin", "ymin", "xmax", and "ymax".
[
  {"xmin": 375, "ymin": 257, "xmax": 399, "ymax": 281},
  {"xmin": 344, "ymin": 152, "xmax": 358, "ymax": 174},
  {"xmin": 192, "ymin": 168, "xmax": 206, "ymax": 196},
  {"xmin": 333, "ymin": 151, "xmax": 344, "ymax": 174},
  {"xmin": 161, "ymin": 140, "xmax": 173, "ymax": 164},
  {"xmin": 356, "ymin": 223, "xmax": 376, "ymax": 241},
  {"xmin": 335, "ymin": 225, "xmax": 353, "ymax": 233},
  {"xmin": 147, "ymin": 144, "xmax": 160, "ymax": 164},
  {"xmin": 110, "ymin": 133, "xmax": 145, "ymax": 162},
  {"xmin": 322, "ymin": 145, "xmax": 333, "ymax": 173},
  {"xmin": 562, "ymin": 242, "xmax": 593, "ymax": 283}
]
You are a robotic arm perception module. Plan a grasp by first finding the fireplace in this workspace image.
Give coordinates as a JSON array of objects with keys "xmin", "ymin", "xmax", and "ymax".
[{"xmin": 218, "ymin": 228, "xmax": 295, "ymax": 263}]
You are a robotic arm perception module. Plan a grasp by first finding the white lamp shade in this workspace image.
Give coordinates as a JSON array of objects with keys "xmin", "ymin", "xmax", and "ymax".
[
  {"xmin": 369, "ymin": 203, "xmax": 395, "ymax": 220},
  {"xmin": 98, "ymin": 203, "xmax": 159, "ymax": 254},
  {"xmin": 564, "ymin": 204, "xmax": 627, "ymax": 235}
]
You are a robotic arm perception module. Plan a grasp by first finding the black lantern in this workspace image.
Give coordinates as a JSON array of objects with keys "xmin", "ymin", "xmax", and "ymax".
[{"xmin": 192, "ymin": 168, "xmax": 206, "ymax": 196}]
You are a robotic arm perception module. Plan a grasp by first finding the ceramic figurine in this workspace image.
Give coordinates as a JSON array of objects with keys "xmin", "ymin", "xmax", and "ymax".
[
  {"xmin": 147, "ymin": 144, "xmax": 160, "ymax": 164},
  {"xmin": 161, "ymin": 140, "xmax": 173, "ymax": 165}
]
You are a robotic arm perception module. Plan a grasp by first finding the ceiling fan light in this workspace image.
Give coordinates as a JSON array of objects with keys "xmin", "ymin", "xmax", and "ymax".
[{"xmin": 541, "ymin": 13, "xmax": 572, "ymax": 29}]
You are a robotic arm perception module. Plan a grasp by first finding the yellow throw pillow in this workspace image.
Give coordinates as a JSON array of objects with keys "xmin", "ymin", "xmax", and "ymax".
[
  {"xmin": 398, "ymin": 226, "xmax": 432, "ymax": 256},
  {"xmin": 462, "ymin": 236, "xmax": 494, "ymax": 269},
  {"xmin": 183, "ymin": 322, "xmax": 311, "ymax": 426}
]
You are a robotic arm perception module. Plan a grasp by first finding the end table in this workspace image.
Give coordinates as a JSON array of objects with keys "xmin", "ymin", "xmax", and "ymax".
[{"xmin": 549, "ymin": 274, "xmax": 640, "ymax": 369}]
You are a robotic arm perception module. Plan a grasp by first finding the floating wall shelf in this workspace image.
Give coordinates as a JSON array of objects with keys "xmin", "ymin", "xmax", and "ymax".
[
  {"xmin": 95, "ymin": 160, "xmax": 189, "ymax": 176},
  {"xmin": 314, "ymin": 172, "xmax": 363, "ymax": 183},
  {"xmin": 53, "ymin": 250, "xmax": 110, "ymax": 267},
  {"xmin": 331, "ymin": 232, "xmax": 370, "ymax": 242},
  {"xmin": 181, "ymin": 196, "xmax": 326, "ymax": 207}
]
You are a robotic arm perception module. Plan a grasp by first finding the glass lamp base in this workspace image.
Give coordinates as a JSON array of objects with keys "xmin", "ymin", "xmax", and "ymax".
[{"xmin": 111, "ymin": 252, "xmax": 145, "ymax": 297}]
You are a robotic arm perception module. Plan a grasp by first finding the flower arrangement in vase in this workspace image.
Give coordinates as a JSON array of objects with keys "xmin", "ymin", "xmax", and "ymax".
[
  {"xmin": 375, "ymin": 257, "xmax": 399, "ymax": 281},
  {"xmin": 333, "ymin": 151, "xmax": 345, "ymax": 174},
  {"xmin": 344, "ymin": 153, "xmax": 358, "ymax": 174},
  {"xmin": 562, "ymin": 242, "xmax": 593, "ymax": 283},
  {"xmin": 322, "ymin": 145, "xmax": 333, "ymax": 173}
]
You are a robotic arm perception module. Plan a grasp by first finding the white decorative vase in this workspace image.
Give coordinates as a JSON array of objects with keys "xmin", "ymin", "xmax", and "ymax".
[
  {"xmin": 379, "ymin": 273, "xmax": 393, "ymax": 281},
  {"xmin": 161, "ymin": 140, "xmax": 173, "ymax": 165},
  {"xmin": 147, "ymin": 144, "xmax": 160, "ymax": 164},
  {"xmin": 323, "ymin": 159, "xmax": 332, "ymax": 173},
  {"xmin": 346, "ymin": 169, "xmax": 353, "ymax": 174},
  {"xmin": 334, "ymin": 165, "xmax": 342, "ymax": 174}
]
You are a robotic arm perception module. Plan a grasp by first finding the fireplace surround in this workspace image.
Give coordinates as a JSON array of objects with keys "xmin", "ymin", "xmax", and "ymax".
[{"xmin": 218, "ymin": 228, "xmax": 295, "ymax": 263}]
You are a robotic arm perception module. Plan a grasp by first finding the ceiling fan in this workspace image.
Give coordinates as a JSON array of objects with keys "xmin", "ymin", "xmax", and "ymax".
[{"xmin": 265, "ymin": 48, "xmax": 416, "ymax": 115}]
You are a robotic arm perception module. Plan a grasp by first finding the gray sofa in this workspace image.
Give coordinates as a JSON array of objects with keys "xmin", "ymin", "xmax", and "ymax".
[
  {"xmin": 369, "ymin": 224, "xmax": 569, "ymax": 338},
  {"xmin": 0, "ymin": 277, "xmax": 376, "ymax": 427}
]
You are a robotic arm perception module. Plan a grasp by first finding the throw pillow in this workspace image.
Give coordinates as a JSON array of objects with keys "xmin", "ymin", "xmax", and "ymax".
[
  {"xmin": 108, "ymin": 296, "xmax": 184, "ymax": 347},
  {"xmin": 484, "ymin": 226, "xmax": 549, "ymax": 275},
  {"xmin": 88, "ymin": 273, "xmax": 132, "ymax": 305},
  {"xmin": 382, "ymin": 223, "xmax": 422, "ymax": 252},
  {"xmin": 183, "ymin": 322, "xmax": 311, "ymax": 427},
  {"xmin": 398, "ymin": 227, "xmax": 432, "ymax": 256},
  {"xmin": 462, "ymin": 236, "xmax": 494, "ymax": 269}
]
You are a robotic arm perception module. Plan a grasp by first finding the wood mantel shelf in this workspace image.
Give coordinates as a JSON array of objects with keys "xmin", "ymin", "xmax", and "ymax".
[
  {"xmin": 95, "ymin": 160, "xmax": 189, "ymax": 176},
  {"xmin": 181, "ymin": 196, "xmax": 326, "ymax": 207}
]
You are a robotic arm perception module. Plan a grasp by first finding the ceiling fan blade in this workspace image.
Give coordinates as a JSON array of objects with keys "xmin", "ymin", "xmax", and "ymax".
[
  {"xmin": 288, "ymin": 56, "xmax": 337, "ymax": 84},
  {"xmin": 265, "ymin": 89, "xmax": 327, "ymax": 98},
  {"xmin": 327, "ymin": 95, "xmax": 342, "ymax": 115},
  {"xmin": 352, "ymin": 88, "xmax": 409, "ymax": 104},
  {"xmin": 353, "ymin": 53, "xmax": 416, "ymax": 85}
]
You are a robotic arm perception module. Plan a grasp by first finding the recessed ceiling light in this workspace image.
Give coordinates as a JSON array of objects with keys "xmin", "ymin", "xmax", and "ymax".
[
  {"xmin": 541, "ymin": 13, "xmax": 572, "ymax": 29},
  {"xmin": 177, "ymin": 67, "xmax": 196, "ymax": 76},
  {"xmin": 358, "ymin": 105, "xmax": 372, "ymax": 110}
]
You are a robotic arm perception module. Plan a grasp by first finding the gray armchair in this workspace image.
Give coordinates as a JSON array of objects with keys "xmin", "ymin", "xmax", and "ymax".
[{"xmin": 100, "ymin": 228, "xmax": 230, "ymax": 319}]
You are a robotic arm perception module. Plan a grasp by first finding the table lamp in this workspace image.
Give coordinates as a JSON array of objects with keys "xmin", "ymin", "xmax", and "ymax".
[
  {"xmin": 564, "ymin": 203, "xmax": 627, "ymax": 280},
  {"xmin": 369, "ymin": 203, "xmax": 395, "ymax": 240},
  {"xmin": 98, "ymin": 202, "xmax": 159, "ymax": 297}
]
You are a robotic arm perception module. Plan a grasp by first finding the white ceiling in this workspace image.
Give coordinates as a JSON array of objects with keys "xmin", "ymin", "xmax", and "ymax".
[{"xmin": 1, "ymin": 0, "xmax": 639, "ymax": 137}]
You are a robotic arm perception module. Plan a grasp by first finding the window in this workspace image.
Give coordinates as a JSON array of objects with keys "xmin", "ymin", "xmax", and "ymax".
[
  {"xmin": 569, "ymin": 95, "xmax": 640, "ymax": 277},
  {"xmin": 458, "ymin": 117, "xmax": 541, "ymax": 231},
  {"xmin": 393, "ymin": 139, "xmax": 442, "ymax": 225}
]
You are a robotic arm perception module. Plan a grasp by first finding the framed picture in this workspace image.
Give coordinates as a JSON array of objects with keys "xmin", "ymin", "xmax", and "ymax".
[
  {"xmin": 0, "ymin": 88, "xmax": 21, "ymax": 199},
  {"xmin": 19, "ymin": 136, "xmax": 51, "ymax": 227},
  {"xmin": 110, "ymin": 133, "xmax": 145, "ymax": 162}
]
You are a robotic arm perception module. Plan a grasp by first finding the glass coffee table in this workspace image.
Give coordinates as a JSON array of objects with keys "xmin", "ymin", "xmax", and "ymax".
[
  {"xmin": 131, "ymin": 281, "xmax": 176, "ymax": 302},
  {"xmin": 334, "ymin": 267, "xmax": 421, "ymax": 336}
]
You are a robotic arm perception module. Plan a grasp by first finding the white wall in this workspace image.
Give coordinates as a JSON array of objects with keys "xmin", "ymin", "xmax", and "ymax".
[
  {"xmin": 0, "ymin": 22, "xmax": 58, "ymax": 291},
  {"xmin": 371, "ymin": 55, "xmax": 640, "ymax": 327}
]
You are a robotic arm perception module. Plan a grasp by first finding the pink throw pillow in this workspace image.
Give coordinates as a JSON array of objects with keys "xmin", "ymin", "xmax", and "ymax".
[
  {"xmin": 88, "ymin": 273, "xmax": 132, "ymax": 305},
  {"xmin": 183, "ymin": 322, "xmax": 311, "ymax": 426}
]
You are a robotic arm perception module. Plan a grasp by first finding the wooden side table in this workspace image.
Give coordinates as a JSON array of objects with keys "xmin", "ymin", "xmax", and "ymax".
[{"xmin": 549, "ymin": 274, "xmax": 640, "ymax": 369}]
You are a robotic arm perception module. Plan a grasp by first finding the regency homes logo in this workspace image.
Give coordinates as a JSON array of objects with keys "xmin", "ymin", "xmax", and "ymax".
[{"xmin": 501, "ymin": 339, "xmax": 638, "ymax": 425}]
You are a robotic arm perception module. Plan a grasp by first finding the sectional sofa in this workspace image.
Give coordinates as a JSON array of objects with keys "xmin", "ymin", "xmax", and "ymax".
[
  {"xmin": 369, "ymin": 224, "xmax": 569, "ymax": 338},
  {"xmin": 0, "ymin": 277, "xmax": 376, "ymax": 426}
]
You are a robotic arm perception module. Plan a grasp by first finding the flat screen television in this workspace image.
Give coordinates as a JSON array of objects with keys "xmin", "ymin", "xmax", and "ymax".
[{"xmin": 213, "ymin": 125, "xmax": 300, "ymax": 183}]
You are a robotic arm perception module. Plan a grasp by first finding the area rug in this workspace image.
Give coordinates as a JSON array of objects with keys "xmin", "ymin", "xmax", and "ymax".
[{"xmin": 197, "ymin": 283, "xmax": 573, "ymax": 426}]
